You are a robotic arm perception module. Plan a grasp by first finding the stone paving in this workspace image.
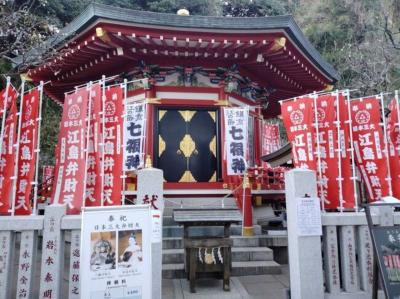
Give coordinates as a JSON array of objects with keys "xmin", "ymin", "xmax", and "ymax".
[{"xmin": 162, "ymin": 266, "xmax": 289, "ymax": 299}]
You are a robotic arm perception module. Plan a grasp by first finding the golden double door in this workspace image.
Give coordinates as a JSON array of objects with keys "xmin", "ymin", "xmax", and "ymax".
[{"xmin": 155, "ymin": 108, "xmax": 219, "ymax": 182}]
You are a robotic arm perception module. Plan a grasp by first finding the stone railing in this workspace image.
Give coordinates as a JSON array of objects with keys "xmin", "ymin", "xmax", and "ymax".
[
  {"xmin": 286, "ymin": 168, "xmax": 389, "ymax": 299},
  {"xmin": 0, "ymin": 204, "xmax": 161, "ymax": 299},
  {"xmin": 0, "ymin": 205, "xmax": 82, "ymax": 299},
  {"xmin": 321, "ymin": 212, "xmax": 386, "ymax": 299}
]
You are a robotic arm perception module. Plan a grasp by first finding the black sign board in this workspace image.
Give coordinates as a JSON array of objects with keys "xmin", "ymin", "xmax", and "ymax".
[{"xmin": 365, "ymin": 203, "xmax": 400, "ymax": 299}]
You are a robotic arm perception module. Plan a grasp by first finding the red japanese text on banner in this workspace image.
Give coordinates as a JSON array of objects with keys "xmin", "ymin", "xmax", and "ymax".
[
  {"xmin": 388, "ymin": 98, "xmax": 400, "ymax": 154},
  {"xmin": 337, "ymin": 93, "xmax": 356, "ymax": 209},
  {"xmin": 350, "ymin": 97, "xmax": 389, "ymax": 201},
  {"xmin": 281, "ymin": 97, "xmax": 316, "ymax": 170},
  {"xmin": 42, "ymin": 165, "xmax": 54, "ymax": 184},
  {"xmin": 0, "ymin": 101, "xmax": 17, "ymax": 214},
  {"xmin": 85, "ymin": 84, "xmax": 102, "ymax": 207},
  {"xmin": 262, "ymin": 123, "xmax": 281, "ymax": 156},
  {"xmin": 315, "ymin": 94, "xmax": 355, "ymax": 209},
  {"xmin": 51, "ymin": 87, "xmax": 89, "ymax": 214},
  {"xmin": 124, "ymin": 102, "xmax": 146, "ymax": 171},
  {"xmin": 0, "ymin": 85, "xmax": 17, "ymax": 112},
  {"xmin": 387, "ymin": 98, "xmax": 400, "ymax": 198},
  {"xmin": 224, "ymin": 107, "xmax": 249, "ymax": 175},
  {"xmin": 15, "ymin": 88, "xmax": 40, "ymax": 215},
  {"xmin": 103, "ymin": 86, "xmax": 123, "ymax": 205}
]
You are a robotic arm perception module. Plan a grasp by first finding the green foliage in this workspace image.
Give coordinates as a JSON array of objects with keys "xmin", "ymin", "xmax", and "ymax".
[
  {"xmin": 39, "ymin": 96, "xmax": 61, "ymax": 167},
  {"xmin": 223, "ymin": 0, "xmax": 288, "ymax": 17}
]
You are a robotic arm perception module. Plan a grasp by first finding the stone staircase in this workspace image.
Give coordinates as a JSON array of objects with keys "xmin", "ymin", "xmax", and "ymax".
[{"xmin": 161, "ymin": 196, "xmax": 282, "ymax": 278}]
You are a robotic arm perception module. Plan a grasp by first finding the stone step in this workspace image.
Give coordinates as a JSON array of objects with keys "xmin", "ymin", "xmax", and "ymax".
[
  {"xmin": 162, "ymin": 247, "xmax": 274, "ymax": 264},
  {"xmin": 162, "ymin": 260, "xmax": 281, "ymax": 279},
  {"xmin": 163, "ymin": 235, "xmax": 262, "ymax": 249},
  {"xmin": 162, "ymin": 225, "xmax": 262, "ymax": 237}
]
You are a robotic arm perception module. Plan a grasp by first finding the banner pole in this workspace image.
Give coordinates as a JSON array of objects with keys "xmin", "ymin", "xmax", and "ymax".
[
  {"xmin": 379, "ymin": 93, "xmax": 393, "ymax": 197},
  {"xmin": 395, "ymin": 90, "xmax": 400, "ymax": 156},
  {"xmin": 122, "ymin": 79, "xmax": 127, "ymax": 206},
  {"xmin": 335, "ymin": 90, "xmax": 344, "ymax": 212},
  {"xmin": 345, "ymin": 89, "xmax": 359, "ymax": 211},
  {"xmin": 82, "ymin": 82, "xmax": 93, "ymax": 209},
  {"xmin": 32, "ymin": 82, "xmax": 44, "ymax": 215},
  {"xmin": 312, "ymin": 92, "xmax": 325, "ymax": 211},
  {"xmin": 11, "ymin": 79, "xmax": 25, "ymax": 216},
  {"xmin": 101, "ymin": 76, "xmax": 106, "ymax": 206}
]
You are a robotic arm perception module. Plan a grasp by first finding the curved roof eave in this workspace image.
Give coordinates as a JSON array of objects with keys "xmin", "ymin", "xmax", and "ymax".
[{"xmin": 16, "ymin": 3, "xmax": 339, "ymax": 81}]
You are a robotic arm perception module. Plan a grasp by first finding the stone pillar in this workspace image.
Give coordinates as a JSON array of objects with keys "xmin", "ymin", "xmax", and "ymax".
[
  {"xmin": 0, "ymin": 231, "xmax": 14, "ymax": 299},
  {"xmin": 39, "ymin": 204, "xmax": 66, "ymax": 299},
  {"xmin": 137, "ymin": 165, "xmax": 163, "ymax": 299},
  {"xmin": 285, "ymin": 169, "xmax": 324, "ymax": 299}
]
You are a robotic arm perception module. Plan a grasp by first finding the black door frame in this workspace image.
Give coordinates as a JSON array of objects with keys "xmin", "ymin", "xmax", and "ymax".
[{"xmin": 153, "ymin": 106, "xmax": 222, "ymax": 182}]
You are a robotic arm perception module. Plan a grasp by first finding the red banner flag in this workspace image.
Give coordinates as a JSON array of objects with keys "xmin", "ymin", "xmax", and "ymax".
[
  {"xmin": 350, "ymin": 97, "xmax": 389, "ymax": 201},
  {"xmin": 0, "ymin": 100, "xmax": 17, "ymax": 214},
  {"xmin": 14, "ymin": 88, "xmax": 40, "ymax": 215},
  {"xmin": 281, "ymin": 97, "xmax": 317, "ymax": 170},
  {"xmin": 103, "ymin": 86, "xmax": 123, "ymax": 206},
  {"xmin": 262, "ymin": 123, "xmax": 281, "ymax": 156},
  {"xmin": 315, "ymin": 94, "xmax": 355, "ymax": 209},
  {"xmin": 51, "ymin": 87, "xmax": 89, "ymax": 214},
  {"xmin": 85, "ymin": 84, "xmax": 102, "ymax": 207},
  {"xmin": 387, "ymin": 98, "xmax": 400, "ymax": 198},
  {"xmin": 0, "ymin": 85, "xmax": 17, "ymax": 112},
  {"xmin": 388, "ymin": 98, "xmax": 400, "ymax": 153}
]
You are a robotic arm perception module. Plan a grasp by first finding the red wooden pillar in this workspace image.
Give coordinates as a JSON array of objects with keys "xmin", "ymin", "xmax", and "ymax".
[
  {"xmin": 253, "ymin": 112, "xmax": 263, "ymax": 167},
  {"xmin": 242, "ymin": 173, "xmax": 253, "ymax": 236}
]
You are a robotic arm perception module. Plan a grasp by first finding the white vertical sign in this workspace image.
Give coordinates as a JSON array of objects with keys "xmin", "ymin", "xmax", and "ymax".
[
  {"xmin": 224, "ymin": 107, "xmax": 249, "ymax": 175},
  {"xmin": 81, "ymin": 205, "xmax": 152, "ymax": 299},
  {"xmin": 123, "ymin": 102, "xmax": 146, "ymax": 171}
]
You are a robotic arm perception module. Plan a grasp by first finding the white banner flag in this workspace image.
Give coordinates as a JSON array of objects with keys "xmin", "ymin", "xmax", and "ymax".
[
  {"xmin": 224, "ymin": 107, "xmax": 249, "ymax": 175},
  {"xmin": 124, "ymin": 102, "xmax": 146, "ymax": 171}
]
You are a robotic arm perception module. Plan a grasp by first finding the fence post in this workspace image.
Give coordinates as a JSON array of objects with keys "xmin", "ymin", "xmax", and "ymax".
[
  {"xmin": 285, "ymin": 169, "xmax": 324, "ymax": 299},
  {"xmin": 39, "ymin": 204, "xmax": 66, "ymax": 299},
  {"xmin": 137, "ymin": 165, "xmax": 163, "ymax": 299}
]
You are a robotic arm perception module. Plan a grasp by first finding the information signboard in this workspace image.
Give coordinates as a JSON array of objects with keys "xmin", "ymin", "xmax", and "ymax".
[
  {"xmin": 296, "ymin": 197, "xmax": 322, "ymax": 236},
  {"xmin": 365, "ymin": 203, "xmax": 400, "ymax": 299},
  {"xmin": 81, "ymin": 205, "xmax": 152, "ymax": 299}
]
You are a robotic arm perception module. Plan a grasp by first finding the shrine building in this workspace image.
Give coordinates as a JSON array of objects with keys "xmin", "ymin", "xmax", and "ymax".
[{"xmin": 21, "ymin": 3, "xmax": 338, "ymax": 190}]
